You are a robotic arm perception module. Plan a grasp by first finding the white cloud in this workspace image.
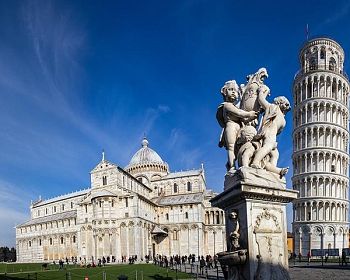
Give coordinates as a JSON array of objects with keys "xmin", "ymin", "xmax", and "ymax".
[
  {"xmin": 0, "ymin": 180, "xmax": 34, "ymax": 247},
  {"xmin": 324, "ymin": 2, "xmax": 350, "ymax": 25}
]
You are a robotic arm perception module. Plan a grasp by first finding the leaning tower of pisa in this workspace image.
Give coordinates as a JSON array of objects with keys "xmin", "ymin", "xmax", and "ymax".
[{"xmin": 292, "ymin": 37, "xmax": 350, "ymax": 256}]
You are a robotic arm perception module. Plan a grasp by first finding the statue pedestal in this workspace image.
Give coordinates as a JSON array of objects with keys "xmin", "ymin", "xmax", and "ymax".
[{"xmin": 211, "ymin": 167, "xmax": 298, "ymax": 280}]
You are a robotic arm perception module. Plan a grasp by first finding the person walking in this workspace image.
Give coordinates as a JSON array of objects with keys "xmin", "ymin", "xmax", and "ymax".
[{"xmin": 342, "ymin": 249, "xmax": 348, "ymax": 266}]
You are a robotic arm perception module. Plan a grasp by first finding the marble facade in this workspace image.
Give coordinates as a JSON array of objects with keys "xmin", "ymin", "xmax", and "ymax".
[
  {"xmin": 16, "ymin": 139, "xmax": 225, "ymax": 262},
  {"xmin": 292, "ymin": 37, "xmax": 350, "ymax": 255}
]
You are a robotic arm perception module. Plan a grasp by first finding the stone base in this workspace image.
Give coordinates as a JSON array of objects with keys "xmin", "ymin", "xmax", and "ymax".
[
  {"xmin": 211, "ymin": 167, "xmax": 298, "ymax": 280},
  {"xmin": 224, "ymin": 166, "xmax": 286, "ymax": 190}
]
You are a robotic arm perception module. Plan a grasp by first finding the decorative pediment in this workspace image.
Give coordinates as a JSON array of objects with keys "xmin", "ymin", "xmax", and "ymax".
[{"xmin": 90, "ymin": 159, "xmax": 118, "ymax": 173}]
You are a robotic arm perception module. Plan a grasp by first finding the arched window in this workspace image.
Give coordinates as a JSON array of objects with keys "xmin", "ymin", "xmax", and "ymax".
[
  {"xmin": 320, "ymin": 49, "xmax": 325, "ymax": 59},
  {"xmin": 39, "ymin": 239, "xmax": 42, "ymax": 246},
  {"xmin": 329, "ymin": 57, "xmax": 336, "ymax": 71},
  {"xmin": 102, "ymin": 176, "xmax": 107, "ymax": 186},
  {"xmin": 166, "ymin": 213, "xmax": 169, "ymax": 220},
  {"xmin": 60, "ymin": 237, "xmax": 64, "ymax": 244},
  {"xmin": 309, "ymin": 57, "xmax": 317, "ymax": 70},
  {"xmin": 174, "ymin": 183, "xmax": 178, "ymax": 193},
  {"xmin": 185, "ymin": 212, "xmax": 188, "ymax": 219},
  {"xmin": 173, "ymin": 230, "xmax": 178, "ymax": 240},
  {"xmin": 50, "ymin": 238, "xmax": 53, "ymax": 245},
  {"xmin": 187, "ymin": 182, "xmax": 192, "ymax": 192},
  {"xmin": 216, "ymin": 212, "xmax": 220, "ymax": 224},
  {"xmin": 73, "ymin": 236, "xmax": 76, "ymax": 243},
  {"xmin": 29, "ymin": 241, "xmax": 31, "ymax": 247}
]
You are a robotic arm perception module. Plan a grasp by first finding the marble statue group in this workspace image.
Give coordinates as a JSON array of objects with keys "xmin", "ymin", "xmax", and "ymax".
[{"xmin": 217, "ymin": 68, "xmax": 290, "ymax": 177}]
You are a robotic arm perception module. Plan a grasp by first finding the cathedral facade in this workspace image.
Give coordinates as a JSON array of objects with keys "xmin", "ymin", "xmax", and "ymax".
[{"xmin": 15, "ymin": 139, "xmax": 226, "ymax": 263}]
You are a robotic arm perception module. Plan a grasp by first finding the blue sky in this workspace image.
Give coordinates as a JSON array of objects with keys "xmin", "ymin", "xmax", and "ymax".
[{"xmin": 1, "ymin": 0, "xmax": 350, "ymax": 247}]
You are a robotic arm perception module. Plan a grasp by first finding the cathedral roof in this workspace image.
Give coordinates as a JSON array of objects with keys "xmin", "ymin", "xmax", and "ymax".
[
  {"xmin": 33, "ymin": 189, "xmax": 89, "ymax": 207},
  {"xmin": 127, "ymin": 138, "xmax": 166, "ymax": 167},
  {"xmin": 152, "ymin": 192, "xmax": 204, "ymax": 206},
  {"xmin": 155, "ymin": 169, "xmax": 202, "ymax": 180},
  {"xmin": 18, "ymin": 210, "xmax": 77, "ymax": 227}
]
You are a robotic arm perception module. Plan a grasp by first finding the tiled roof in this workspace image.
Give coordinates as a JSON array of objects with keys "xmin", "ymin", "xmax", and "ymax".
[
  {"xmin": 156, "ymin": 169, "xmax": 202, "ymax": 180},
  {"xmin": 18, "ymin": 210, "xmax": 77, "ymax": 227},
  {"xmin": 154, "ymin": 192, "xmax": 204, "ymax": 205},
  {"xmin": 90, "ymin": 189, "xmax": 117, "ymax": 199},
  {"xmin": 33, "ymin": 189, "xmax": 89, "ymax": 207}
]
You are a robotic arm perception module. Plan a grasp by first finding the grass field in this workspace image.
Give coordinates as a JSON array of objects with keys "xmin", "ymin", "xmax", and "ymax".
[{"xmin": 0, "ymin": 263, "xmax": 192, "ymax": 280}]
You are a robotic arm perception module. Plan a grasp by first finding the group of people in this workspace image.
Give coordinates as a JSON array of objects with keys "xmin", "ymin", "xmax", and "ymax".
[
  {"xmin": 291, "ymin": 250, "xmax": 348, "ymax": 265},
  {"xmin": 154, "ymin": 253, "xmax": 219, "ymax": 272}
]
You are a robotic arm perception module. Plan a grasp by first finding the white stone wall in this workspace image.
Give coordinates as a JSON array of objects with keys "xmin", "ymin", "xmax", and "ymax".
[
  {"xmin": 16, "ymin": 221, "xmax": 79, "ymax": 262},
  {"xmin": 16, "ymin": 158, "xmax": 225, "ymax": 262},
  {"xmin": 292, "ymin": 37, "xmax": 350, "ymax": 256}
]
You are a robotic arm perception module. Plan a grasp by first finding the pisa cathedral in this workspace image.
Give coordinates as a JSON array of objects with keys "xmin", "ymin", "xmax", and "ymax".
[
  {"xmin": 16, "ymin": 139, "xmax": 225, "ymax": 262},
  {"xmin": 292, "ymin": 37, "xmax": 350, "ymax": 255}
]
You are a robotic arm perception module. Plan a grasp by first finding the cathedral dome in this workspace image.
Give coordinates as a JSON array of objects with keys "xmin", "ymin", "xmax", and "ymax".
[
  {"xmin": 125, "ymin": 138, "xmax": 169, "ymax": 177},
  {"xmin": 129, "ymin": 138, "xmax": 164, "ymax": 166}
]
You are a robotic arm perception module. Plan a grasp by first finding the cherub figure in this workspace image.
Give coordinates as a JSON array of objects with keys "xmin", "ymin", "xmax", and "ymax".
[
  {"xmin": 216, "ymin": 80, "xmax": 258, "ymax": 173},
  {"xmin": 236, "ymin": 125, "xmax": 259, "ymax": 168},
  {"xmin": 250, "ymin": 84, "xmax": 290, "ymax": 176},
  {"xmin": 236, "ymin": 125, "xmax": 288, "ymax": 177}
]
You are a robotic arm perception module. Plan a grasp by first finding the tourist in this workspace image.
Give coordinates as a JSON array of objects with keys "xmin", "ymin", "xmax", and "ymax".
[
  {"xmin": 200, "ymin": 256, "xmax": 205, "ymax": 275},
  {"xmin": 59, "ymin": 259, "xmax": 64, "ymax": 269},
  {"xmin": 342, "ymin": 249, "xmax": 348, "ymax": 266}
]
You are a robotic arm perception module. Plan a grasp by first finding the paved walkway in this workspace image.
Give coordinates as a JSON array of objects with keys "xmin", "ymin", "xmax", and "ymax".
[
  {"xmin": 172, "ymin": 262, "xmax": 350, "ymax": 279},
  {"xmin": 289, "ymin": 263, "xmax": 350, "ymax": 280}
]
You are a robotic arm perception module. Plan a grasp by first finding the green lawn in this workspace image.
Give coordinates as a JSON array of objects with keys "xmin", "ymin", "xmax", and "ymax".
[{"xmin": 0, "ymin": 263, "xmax": 192, "ymax": 280}]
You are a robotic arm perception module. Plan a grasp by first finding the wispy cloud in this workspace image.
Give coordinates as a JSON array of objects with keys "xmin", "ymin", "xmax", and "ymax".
[
  {"xmin": 0, "ymin": 180, "xmax": 35, "ymax": 247},
  {"xmin": 323, "ymin": 1, "xmax": 350, "ymax": 25},
  {"xmin": 168, "ymin": 128, "xmax": 183, "ymax": 150}
]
